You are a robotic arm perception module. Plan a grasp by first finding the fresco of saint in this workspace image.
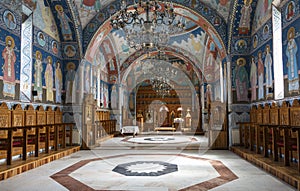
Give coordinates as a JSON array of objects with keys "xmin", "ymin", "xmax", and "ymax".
[
  {"xmin": 2, "ymin": 36, "xmax": 16, "ymax": 98},
  {"xmin": 286, "ymin": 27, "xmax": 299, "ymax": 93},
  {"xmin": 233, "ymin": 58, "xmax": 249, "ymax": 102},
  {"xmin": 250, "ymin": 56, "xmax": 257, "ymax": 101},
  {"xmin": 34, "ymin": 50, "xmax": 43, "ymax": 101},
  {"xmin": 45, "ymin": 56, "xmax": 54, "ymax": 102}
]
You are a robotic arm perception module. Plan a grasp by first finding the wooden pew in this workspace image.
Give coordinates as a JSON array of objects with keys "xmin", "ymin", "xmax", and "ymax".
[
  {"xmin": 35, "ymin": 106, "xmax": 46, "ymax": 156},
  {"xmin": 11, "ymin": 104, "xmax": 24, "ymax": 157},
  {"xmin": 269, "ymin": 102, "xmax": 280, "ymax": 161},
  {"xmin": 25, "ymin": 105, "xmax": 36, "ymax": 153},
  {"xmin": 46, "ymin": 106, "xmax": 55, "ymax": 151},
  {"xmin": 290, "ymin": 99, "xmax": 300, "ymax": 171},
  {"xmin": 54, "ymin": 107, "xmax": 64, "ymax": 150},
  {"xmin": 279, "ymin": 101, "xmax": 290, "ymax": 166},
  {"xmin": 255, "ymin": 104, "xmax": 263, "ymax": 154},
  {"xmin": 261, "ymin": 103, "xmax": 271, "ymax": 157},
  {"xmin": 0, "ymin": 103, "xmax": 11, "ymax": 159},
  {"xmin": 249, "ymin": 105, "xmax": 257, "ymax": 151}
]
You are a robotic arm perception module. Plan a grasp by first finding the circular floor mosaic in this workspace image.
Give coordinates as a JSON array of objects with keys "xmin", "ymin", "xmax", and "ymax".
[
  {"xmin": 123, "ymin": 136, "xmax": 197, "ymax": 144},
  {"xmin": 112, "ymin": 161, "xmax": 178, "ymax": 176}
]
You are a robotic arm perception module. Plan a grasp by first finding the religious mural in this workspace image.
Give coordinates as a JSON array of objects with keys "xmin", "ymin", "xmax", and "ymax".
[
  {"xmin": 233, "ymin": 57, "xmax": 249, "ymax": 102},
  {"xmin": 257, "ymin": 51, "xmax": 264, "ymax": 100},
  {"xmin": 250, "ymin": 56, "xmax": 257, "ymax": 101},
  {"xmin": 75, "ymin": 0, "xmax": 103, "ymax": 28},
  {"xmin": 33, "ymin": 0, "xmax": 60, "ymax": 41},
  {"xmin": 252, "ymin": 0, "xmax": 272, "ymax": 33},
  {"xmin": 284, "ymin": 26, "xmax": 299, "ymax": 94},
  {"xmin": 65, "ymin": 62, "xmax": 76, "ymax": 104},
  {"xmin": 264, "ymin": 44, "xmax": 273, "ymax": 98},
  {"xmin": 238, "ymin": 0, "xmax": 252, "ymax": 35},
  {"xmin": 45, "ymin": 56, "xmax": 54, "ymax": 102},
  {"xmin": 55, "ymin": 61, "xmax": 63, "ymax": 103},
  {"xmin": 55, "ymin": 4, "xmax": 73, "ymax": 41},
  {"xmin": 201, "ymin": 0, "xmax": 231, "ymax": 20},
  {"xmin": 33, "ymin": 50, "xmax": 43, "ymax": 101},
  {"xmin": 3, "ymin": 10, "xmax": 17, "ymax": 30},
  {"xmin": 2, "ymin": 36, "xmax": 16, "ymax": 98}
]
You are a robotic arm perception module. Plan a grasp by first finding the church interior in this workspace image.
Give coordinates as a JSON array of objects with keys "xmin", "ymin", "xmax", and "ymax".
[{"xmin": 0, "ymin": 0, "xmax": 300, "ymax": 190}]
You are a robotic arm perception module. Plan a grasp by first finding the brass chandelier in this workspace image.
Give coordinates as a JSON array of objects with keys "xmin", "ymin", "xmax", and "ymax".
[{"xmin": 110, "ymin": 0, "xmax": 186, "ymax": 50}]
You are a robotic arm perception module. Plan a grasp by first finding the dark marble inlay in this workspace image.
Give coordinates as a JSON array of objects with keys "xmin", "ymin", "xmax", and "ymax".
[
  {"xmin": 112, "ymin": 161, "xmax": 178, "ymax": 176},
  {"xmin": 144, "ymin": 137, "xmax": 175, "ymax": 141}
]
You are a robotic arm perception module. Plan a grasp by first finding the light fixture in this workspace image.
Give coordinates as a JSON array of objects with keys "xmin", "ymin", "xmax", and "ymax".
[
  {"xmin": 141, "ymin": 51, "xmax": 177, "ymax": 97},
  {"xmin": 110, "ymin": 0, "xmax": 186, "ymax": 50}
]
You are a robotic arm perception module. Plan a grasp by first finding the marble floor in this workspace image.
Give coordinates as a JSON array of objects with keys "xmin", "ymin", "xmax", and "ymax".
[{"xmin": 0, "ymin": 135, "xmax": 296, "ymax": 191}]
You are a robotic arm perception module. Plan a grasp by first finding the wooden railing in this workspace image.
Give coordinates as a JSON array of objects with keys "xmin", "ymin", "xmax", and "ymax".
[
  {"xmin": 0, "ymin": 123, "xmax": 75, "ymax": 165},
  {"xmin": 95, "ymin": 120, "xmax": 117, "ymax": 139},
  {"xmin": 238, "ymin": 122, "xmax": 300, "ymax": 173}
]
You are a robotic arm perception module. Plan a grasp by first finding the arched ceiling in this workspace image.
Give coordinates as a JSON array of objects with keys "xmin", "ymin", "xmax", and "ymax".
[
  {"xmin": 33, "ymin": 0, "xmax": 270, "ymax": 81},
  {"xmin": 74, "ymin": 0, "xmax": 232, "ymax": 29}
]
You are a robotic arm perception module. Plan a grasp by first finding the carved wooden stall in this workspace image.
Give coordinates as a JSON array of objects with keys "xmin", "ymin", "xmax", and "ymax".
[
  {"xmin": 0, "ymin": 103, "xmax": 11, "ymax": 159},
  {"xmin": 249, "ymin": 105, "xmax": 257, "ymax": 151},
  {"xmin": 261, "ymin": 103, "xmax": 271, "ymax": 157},
  {"xmin": 25, "ymin": 105, "xmax": 36, "ymax": 153},
  {"xmin": 54, "ymin": 107, "xmax": 64, "ymax": 148},
  {"xmin": 82, "ymin": 94, "xmax": 96, "ymax": 149},
  {"xmin": 278, "ymin": 101, "xmax": 290, "ymax": 166},
  {"xmin": 36, "ymin": 106, "xmax": 46, "ymax": 153},
  {"xmin": 209, "ymin": 101, "xmax": 227, "ymax": 149},
  {"xmin": 255, "ymin": 104, "xmax": 263, "ymax": 154},
  {"xmin": 269, "ymin": 102, "xmax": 279, "ymax": 161},
  {"xmin": 289, "ymin": 100, "xmax": 300, "ymax": 171},
  {"xmin": 11, "ymin": 104, "xmax": 25, "ymax": 156},
  {"xmin": 46, "ymin": 107, "xmax": 55, "ymax": 150}
]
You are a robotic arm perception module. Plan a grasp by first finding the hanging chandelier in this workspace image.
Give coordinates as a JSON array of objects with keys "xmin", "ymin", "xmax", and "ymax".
[
  {"xmin": 141, "ymin": 51, "xmax": 177, "ymax": 97},
  {"xmin": 110, "ymin": 0, "xmax": 186, "ymax": 50}
]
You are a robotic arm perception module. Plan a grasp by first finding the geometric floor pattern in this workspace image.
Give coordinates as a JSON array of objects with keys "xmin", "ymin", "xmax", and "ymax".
[
  {"xmin": 0, "ymin": 136, "xmax": 297, "ymax": 191},
  {"xmin": 112, "ymin": 161, "xmax": 178, "ymax": 176},
  {"xmin": 51, "ymin": 153, "xmax": 238, "ymax": 191}
]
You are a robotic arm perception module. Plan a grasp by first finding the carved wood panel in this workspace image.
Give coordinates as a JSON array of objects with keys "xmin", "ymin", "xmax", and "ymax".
[
  {"xmin": 46, "ymin": 107, "xmax": 54, "ymax": 124},
  {"xmin": 25, "ymin": 105, "xmax": 36, "ymax": 135},
  {"xmin": 54, "ymin": 107, "xmax": 62, "ymax": 124},
  {"xmin": 0, "ymin": 103, "xmax": 11, "ymax": 138},
  {"xmin": 279, "ymin": 101, "xmax": 290, "ymax": 126},
  {"xmin": 256, "ymin": 105, "xmax": 263, "ymax": 124},
  {"xmin": 250, "ymin": 106, "xmax": 257, "ymax": 123},
  {"xmin": 12, "ymin": 104, "xmax": 24, "ymax": 137},
  {"xmin": 290, "ymin": 100, "xmax": 300, "ymax": 126},
  {"xmin": 36, "ymin": 106, "xmax": 46, "ymax": 133},
  {"xmin": 270, "ymin": 102, "xmax": 279, "ymax": 125},
  {"xmin": 262, "ymin": 104, "xmax": 270, "ymax": 125}
]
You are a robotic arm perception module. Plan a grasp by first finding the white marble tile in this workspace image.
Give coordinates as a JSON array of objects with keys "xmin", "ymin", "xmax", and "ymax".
[{"xmin": 0, "ymin": 135, "xmax": 297, "ymax": 191}]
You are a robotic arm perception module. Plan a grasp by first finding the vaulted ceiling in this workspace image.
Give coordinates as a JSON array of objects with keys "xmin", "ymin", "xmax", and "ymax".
[{"xmin": 23, "ymin": 0, "xmax": 273, "ymax": 86}]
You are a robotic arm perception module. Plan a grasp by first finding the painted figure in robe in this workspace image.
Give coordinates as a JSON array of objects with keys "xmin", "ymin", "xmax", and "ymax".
[
  {"xmin": 264, "ymin": 45, "xmax": 273, "ymax": 96},
  {"xmin": 65, "ymin": 62, "xmax": 76, "ymax": 103},
  {"xmin": 239, "ymin": 0, "xmax": 252, "ymax": 34},
  {"xmin": 55, "ymin": 61, "xmax": 63, "ymax": 103},
  {"xmin": 2, "ymin": 36, "xmax": 16, "ymax": 98},
  {"xmin": 250, "ymin": 56, "xmax": 257, "ymax": 101},
  {"xmin": 34, "ymin": 50, "xmax": 43, "ymax": 101},
  {"xmin": 45, "ymin": 56, "xmax": 54, "ymax": 102},
  {"xmin": 257, "ymin": 51, "xmax": 264, "ymax": 99},
  {"xmin": 55, "ymin": 5, "xmax": 73, "ymax": 41},
  {"xmin": 233, "ymin": 58, "xmax": 249, "ymax": 102},
  {"xmin": 286, "ymin": 27, "xmax": 299, "ymax": 93}
]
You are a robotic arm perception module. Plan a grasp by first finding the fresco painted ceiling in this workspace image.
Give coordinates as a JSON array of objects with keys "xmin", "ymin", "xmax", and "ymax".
[
  {"xmin": 75, "ymin": 0, "xmax": 233, "ymax": 28},
  {"xmin": 14, "ymin": 0, "xmax": 274, "ymax": 84}
]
